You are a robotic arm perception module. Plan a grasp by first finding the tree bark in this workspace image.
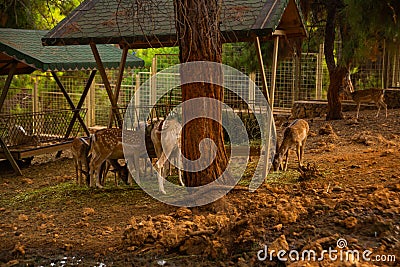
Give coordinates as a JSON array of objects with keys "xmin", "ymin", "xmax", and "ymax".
[
  {"xmin": 324, "ymin": 0, "xmax": 346, "ymax": 120},
  {"xmin": 174, "ymin": 0, "xmax": 229, "ymax": 187},
  {"xmin": 326, "ymin": 67, "xmax": 346, "ymax": 120}
]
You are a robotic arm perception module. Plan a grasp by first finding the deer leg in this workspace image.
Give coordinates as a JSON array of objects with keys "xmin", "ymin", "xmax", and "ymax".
[
  {"xmin": 375, "ymin": 101, "xmax": 381, "ymax": 117},
  {"xmin": 174, "ymin": 154, "xmax": 184, "ymax": 186},
  {"xmin": 73, "ymin": 158, "xmax": 79, "ymax": 184},
  {"xmin": 380, "ymin": 100, "xmax": 388, "ymax": 118},
  {"xmin": 78, "ymin": 160, "xmax": 84, "ymax": 185},
  {"xmin": 356, "ymin": 102, "xmax": 361, "ymax": 119},
  {"xmin": 283, "ymin": 151, "xmax": 289, "ymax": 171},
  {"xmin": 134, "ymin": 156, "xmax": 141, "ymax": 185},
  {"xmin": 156, "ymin": 153, "xmax": 168, "ymax": 194},
  {"xmin": 128, "ymin": 155, "xmax": 140, "ymax": 186},
  {"xmin": 89, "ymin": 153, "xmax": 110, "ymax": 188},
  {"xmin": 99, "ymin": 161, "xmax": 107, "ymax": 186},
  {"xmin": 95, "ymin": 167, "xmax": 104, "ymax": 188},
  {"xmin": 158, "ymin": 164, "xmax": 166, "ymax": 194},
  {"xmin": 299, "ymin": 138, "xmax": 307, "ymax": 167},
  {"xmin": 295, "ymin": 144, "xmax": 302, "ymax": 168}
]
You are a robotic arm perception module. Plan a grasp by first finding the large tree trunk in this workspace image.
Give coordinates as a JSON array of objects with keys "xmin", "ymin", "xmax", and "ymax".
[
  {"xmin": 174, "ymin": 0, "xmax": 229, "ymax": 187},
  {"xmin": 327, "ymin": 67, "xmax": 346, "ymax": 119},
  {"xmin": 324, "ymin": 0, "xmax": 345, "ymax": 120}
]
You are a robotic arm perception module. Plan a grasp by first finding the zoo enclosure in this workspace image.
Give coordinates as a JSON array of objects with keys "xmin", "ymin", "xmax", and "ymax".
[{"xmin": 2, "ymin": 44, "xmax": 398, "ymax": 127}]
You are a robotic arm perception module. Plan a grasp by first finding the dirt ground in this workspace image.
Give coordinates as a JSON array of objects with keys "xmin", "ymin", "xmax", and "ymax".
[{"xmin": 1, "ymin": 108, "xmax": 400, "ymax": 266}]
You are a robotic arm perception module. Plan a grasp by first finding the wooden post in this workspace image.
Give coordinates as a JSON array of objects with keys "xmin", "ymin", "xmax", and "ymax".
[
  {"xmin": 0, "ymin": 137, "xmax": 22, "ymax": 176},
  {"xmin": 270, "ymin": 34, "xmax": 280, "ymax": 110},
  {"xmin": 0, "ymin": 61, "xmax": 18, "ymax": 112},
  {"xmin": 89, "ymin": 79, "xmax": 96, "ymax": 127},
  {"xmin": 316, "ymin": 44, "xmax": 324, "ymax": 99},
  {"xmin": 249, "ymin": 72, "xmax": 256, "ymax": 106},
  {"xmin": 254, "ymin": 37, "xmax": 270, "ymax": 103},
  {"xmin": 33, "ymin": 76, "xmax": 39, "ymax": 113},
  {"xmin": 90, "ymin": 43, "xmax": 123, "ymax": 128},
  {"xmin": 108, "ymin": 45, "xmax": 129, "ymax": 128},
  {"xmin": 134, "ymin": 73, "xmax": 141, "ymax": 123},
  {"xmin": 261, "ymin": 32, "xmax": 283, "ymax": 180}
]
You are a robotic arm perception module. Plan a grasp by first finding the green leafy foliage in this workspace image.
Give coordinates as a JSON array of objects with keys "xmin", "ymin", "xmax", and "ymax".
[
  {"xmin": 343, "ymin": 0, "xmax": 400, "ymax": 61},
  {"xmin": 0, "ymin": 0, "xmax": 82, "ymax": 29}
]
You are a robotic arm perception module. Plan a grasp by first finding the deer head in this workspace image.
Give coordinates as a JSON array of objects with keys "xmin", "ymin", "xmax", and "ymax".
[{"xmin": 341, "ymin": 72, "xmax": 355, "ymax": 97}]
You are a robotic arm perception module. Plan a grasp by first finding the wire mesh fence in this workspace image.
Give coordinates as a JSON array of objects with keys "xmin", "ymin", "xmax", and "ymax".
[
  {"xmin": 0, "ymin": 109, "xmax": 87, "ymax": 148},
  {"xmin": 1, "ymin": 43, "xmax": 397, "ymax": 131}
]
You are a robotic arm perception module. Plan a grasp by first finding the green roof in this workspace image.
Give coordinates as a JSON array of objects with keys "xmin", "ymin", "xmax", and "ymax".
[
  {"xmin": 0, "ymin": 28, "xmax": 144, "ymax": 75},
  {"xmin": 42, "ymin": 0, "xmax": 306, "ymax": 48}
]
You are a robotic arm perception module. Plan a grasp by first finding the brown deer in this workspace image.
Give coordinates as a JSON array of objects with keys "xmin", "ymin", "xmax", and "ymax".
[
  {"xmin": 342, "ymin": 73, "xmax": 387, "ymax": 119},
  {"xmin": 273, "ymin": 119, "xmax": 309, "ymax": 171},
  {"xmin": 88, "ymin": 127, "xmax": 148, "ymax": 188},
  {"xmin": 9, "ymin": 125, "xmax": 39, "ymax": 147},
  {"xmin": 150, "ymin": 119, "xmax": 184, "ymax": 194},
  {"xmin": 99, "ymin": 159, "xmax": 129, "ymax": 186},
  {"xmin": 71, "ymin": 137, "xmax": 90, "ymax": 185}
]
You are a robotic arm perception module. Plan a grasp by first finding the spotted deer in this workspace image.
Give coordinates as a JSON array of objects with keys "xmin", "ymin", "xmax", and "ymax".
[
  {"xmin": 71, "ymin": 137, "xmax": 91, "ymax": 185},
  {"xmin": 150, "ymin": 119, "xmax": 184, "ymax": 194},
  {"xmin": 99, "ymin": 159, "xmax": 129, "ymax": 186},
  {"xmin": 342, "ymin": 73, "xmax": 387, "ymax": 119},
  {"xmin": 9, "ymin": 125, "xmax": 39, "ymax": 147},
  {"xmin": 89, "ymin": 123, "xmax": 153, "ymax": 188},
  {"xmin": 88, "ymin": 127, "xmax": 147, "ymax": 188},
  {"xmin": 273, "ymin": 119, "xmax": 309, "ymax": 171}
]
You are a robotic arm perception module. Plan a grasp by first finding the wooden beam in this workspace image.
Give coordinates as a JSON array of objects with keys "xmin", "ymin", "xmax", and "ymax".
[
  {"xmin": 63, "ymin": 70, "xmax": 97, "ymax": 138},
  {"xmin": 108, "ymin": 45, "xmax": 129, "ymax": 128},
  {"xmin": 51, "ymin": 71, "xmax": 89, "ymax": 136},
  {"xmin": 254, "ymin": 37, "xmax": 270, "ymax": 104},
  {"xmin": 0, "ymin": 137, "xmax": 22, "ymax": 176},
  {"xmin": 90, "ymin": 43, "xmax": 123, "ymax": 128},
  {"xmin": 0, "ymin": 61, "xmax": 18, "ymax": 111},
  {"xmin": 269, "ymin": 34, "xmax": 280, "ymax": 110}
]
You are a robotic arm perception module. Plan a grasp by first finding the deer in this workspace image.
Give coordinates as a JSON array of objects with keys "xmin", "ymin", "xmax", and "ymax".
[
  {"xmin": 72, "ymin": 136, "xmax": 129, "ymax": 187},
  {"xmin": 9, "ymin": 125, "xmax": 39, "ymax": 147},
  {"xmin": 342, "ymin": 73, "xmax": 387, "ymax": 119},
  {"xmin": 273, "ymin": 119, "xmax": 309, "ymax": 171},
  {"xmin": 99, "ymin": 159, "xmax": 129, "ymax": 186},
  {"xmin": 88, "ymin": 126, "xmax": 148, "ymax": 188},
  {"xmin": 71, "ymin": 137, "xmax": 91, "ymax": 185},
  {"xmin": 150, "ymin": 118, "xmax": 184, "ymax": 194}
]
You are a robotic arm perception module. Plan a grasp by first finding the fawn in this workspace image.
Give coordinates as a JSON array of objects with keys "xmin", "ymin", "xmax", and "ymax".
[
  {"xmin": 150, "ymin": 119, "xmax": 184, "ymax": 194},
  {"xmin": 273, "ymin": 119, "xmax": 309, "ymax": 171},
  {"xmin": 342, "ymin": 73, "xmax": 387, "ymax": 119}
]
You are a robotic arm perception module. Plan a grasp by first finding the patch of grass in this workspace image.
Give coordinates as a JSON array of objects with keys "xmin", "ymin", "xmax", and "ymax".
[
  {"xmin": 1, "ymin": 182, "xmax": 86, "ymax": 208},
  {"xmin": 1, "ymin": 181, "xmax": 150, "ymax": 209},
  {"xmin": 267, "ymin": 169, "xmax": 300, "ymax": 184}
]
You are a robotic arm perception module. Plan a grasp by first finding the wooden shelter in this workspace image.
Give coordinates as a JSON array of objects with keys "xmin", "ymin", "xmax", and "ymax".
[
  {"xmin": 42, "ymin": 0, "xmax": 306, "ymax": 107},
  {"xmin": 41, "ymin": 0, "xmax": 307, "ymax": 180},
  {"xmin": 0, "ymin": 28, "xmax": 144, "ymax": 175}
]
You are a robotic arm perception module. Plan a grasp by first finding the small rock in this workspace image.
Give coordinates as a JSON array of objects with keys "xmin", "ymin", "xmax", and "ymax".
[
  {"xmin": 12, "ymin": 242, "xmax": 25, "ymax": 256},
  {"xmin": 83, "ymin": 207, "xmax": 95, "ymax": 216},
  {"xmin": 269, "ymin": 235, "xmax": 289, "ymax": 257},
  {"xmin": 319, "ymin": 123, "xmax": 334, "ymax": 135},
  {"xmin": 343, "ymin": 216, "xmax": 358, "ymax": 229},
  {"xmin": 175, "ymin": 207, "xmax": 192, "ymax": 217},
  {"xmin": 18, "ymin": 214, "xmax": 28, "ymax": 221},
  {"xmin": 4, "ymin": 259, "xmax": 19, "ymax": 267}
]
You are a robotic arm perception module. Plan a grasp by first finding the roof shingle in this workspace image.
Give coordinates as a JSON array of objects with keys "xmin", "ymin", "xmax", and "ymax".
[
  {"xmin": 42, "ymin": 0, "xmax": 306, "ymax": 48},
  {"xmin": 0, "ymin": 28, "xmax": 144, "ymax": 75}
]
